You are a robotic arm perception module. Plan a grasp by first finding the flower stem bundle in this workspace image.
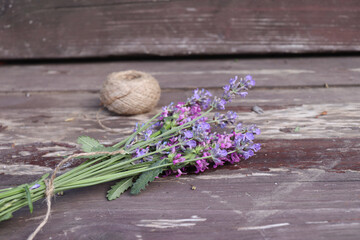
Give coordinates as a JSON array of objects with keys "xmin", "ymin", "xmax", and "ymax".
[{"xmin": 0, "ymin": 75, "xmax": 261, "ymax": 224}]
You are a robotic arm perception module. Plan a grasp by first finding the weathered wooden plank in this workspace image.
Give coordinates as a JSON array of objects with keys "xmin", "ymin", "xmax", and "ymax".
[
  {"xmin": 1, "ymin": 137, "xmax": 359, "ymax": 177},
  {"xmin": 0, "ymin": 102, "xmax": 359, "ymax": 146},
  {"xmin": 0, "ymin": 168, "xmax": 359, "ymax": 240},
  {"xmin": 1, "ymin": 57, "xmax": 360, "ymax": 91},
  {"xmin": 1, "ymin": 97, "xmax": 359, "ymax": 177},
  {"xmin": 1, "ymin": 59, "xmax": 359, "ymax": 239},
  {"xmin": 1, "ymin": 87, "xmax": 360, "ymax": 110},
  {"xmin": 0, "ymin": 1, "xmax": 360, "ymax": 59}
]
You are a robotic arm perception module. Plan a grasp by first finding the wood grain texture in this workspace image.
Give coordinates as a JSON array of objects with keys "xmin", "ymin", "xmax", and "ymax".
[
  {"xmin": 0, "ymin": 89, "xmax": 359, "ymax": 174},
  {"xmin": 1, "ymin": 137, "xmax": 359, "ymax": 176},
  {"xmin": 0, "ymin": 169, "xmax": 359, "ymax": 240},
  {"xmin": 0, "ymin": 0, "xmax": 360, "ymax": 59},
  {"xmin": 1, "ymin": 57, "xmax": 360, "ymax": 239},
  {"xmin": 1, "ymin": 57, "xmax": 360, "ymax": 91},
  {"xmin": 1, "ymin": 87, "xmax": 360, "ymax": 110},
  {"xmin": 0, "ymin": 100, "xmax": 359, "ymax": 145}
]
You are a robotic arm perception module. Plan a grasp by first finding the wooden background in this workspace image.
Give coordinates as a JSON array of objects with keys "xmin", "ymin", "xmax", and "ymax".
[
  {"xmin": 1, "ymin": 57, "xmax": 360, "ymax": 239},
  {"xmin": 0, "ymin": 0, "xmax": 360, "ymax": 59},
  {"xmin": 1, "ymin": 0, "xmax": 360, "ymax": 239}
]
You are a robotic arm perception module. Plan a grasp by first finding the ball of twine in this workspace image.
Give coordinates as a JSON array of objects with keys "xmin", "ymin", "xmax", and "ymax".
[{"xmin": 100, "ymin": 70, "xmax": 161, "ymax": 115}]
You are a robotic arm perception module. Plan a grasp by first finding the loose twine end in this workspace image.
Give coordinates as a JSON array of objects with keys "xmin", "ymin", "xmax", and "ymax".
[
  {"xmin": 96, "ymin": 107, "xmax": 121, "ymax": 133},
  {"xmin": 27, "ymin": 150, "xmax": 125, "ymax": 240}
]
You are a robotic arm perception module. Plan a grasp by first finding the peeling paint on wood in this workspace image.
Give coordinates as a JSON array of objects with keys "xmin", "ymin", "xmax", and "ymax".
[
  {"xmin": 0, "ymin": 164, "xmax": 51, "ymax": 175},
  {"xmin": 136, "ymin": 216, "xmax": 207, "ymax": 229},
  {"xmin": 237, "ymin": 222, "xmax": 290, "ymax": 231},
  {"xmin": 196, "ymin": 172, "xmax": 274, "ymax": 180}
]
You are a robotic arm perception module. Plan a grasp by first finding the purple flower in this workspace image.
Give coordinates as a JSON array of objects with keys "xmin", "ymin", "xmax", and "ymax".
[
  {"xmin": 235, "ymin": 123, "xmax": 243, "ymax": 131},
  {"xmin": 173, "ymin": 158, "xmax": 186, "ymax": 165},
  {"xmin": 161, "ymin": 102, "xmax": 174, "ymax": 117},
  {"xmin": 247, "ymin": 125, "xmax": 261, "ymax": 135},
  {"xmin": 245, "ymin": 132, "xmax": 254, "ymax": 141},
  {"xmin": 156, "ymin": 141, "xmax": 169, "ymax": 153},
  {"xmin": 223, "ymin": 84, "xmax": 231, "ymax": 93},
  {"xmin": 135, "ymin": 148, "xmax": 148, "ymax": 158},
  {"xmin": 236, "ymin": 132, "xmax": 254, "ymax": 143},
  {"xmin": 211, "ymin": 97, "xmax": 227, "ymax": 110},
  {"xmin": 226, "ymin": 111, "xmax": 237, "ymax": 122},
  {"xmin": 211, "ymin": 144, "xmax": 228, "ymax": 166},
  {"xmin": 213, "ymin": 111, "xmax": 237, "ymax": 128},
  {"xmin": 186, "ymin": 140, "xmax": 197, "ymax": 149},
  {"xmin": 230, "ymin": 153, "xmax": 241, "ymax": 163},
  {"xmin": 229, "ymin": 76, "xmax": 238, "ymax": 85},
  {"xmin": 214, "ymin": 114, "xmax": 227, "ymax": 128},
  {"xmin": 30, "ymin": 184, "xmax": 40, "ymax": 190},
  {"xmin": 234, "ymin": 137, "xmax": 245, "ymax": 151},
  {"xmin": 134, "ymin": 147, "xmax": 153, "ymax": 162},
  {"xmin": 222, "ymin": 91, "xmax": 232, "ymax": 103},
  {"xmin": 183, "ymin": 130, "xmax": 193, "ymax": 139},
  {"xmin": 240, "ymin": 92, "xmax": 248, "ymax": 98},
  {"xmin": 221, "ymin": 75, "xmax": 255, "ymax": 102},
  {"xmin": 144, "ymin": 129, "xmax": 153, "ymax": 141},
  {"xmin": 190, "ymin": 105, "xmax": 202, "ymax": 117},
  {"xmin": 251, "ymin": 143, "xmax": 261, "ymax": 152},
  {"xmin": 176, "ymin": 168, "xmax": 187, "ymax": 177},
  {"xmin": 173, "ymin": 154, "xmax": 186, "ymax": 165},
  {"xmin": 127, "ymin": 75, "xmax": 260, "ymax": 179},
  {"xmin": 192, "ymin": 121, "xmax": 211, "ymax": 141},
  {"xmin": 195, "ymin": 158, "xmax": 209, "ymax": 173},
  {"xmin": 245, "ymin": 75, "xmax": 255, "ymax": 87},
  {"xmin": 217, "ymin": 134, "xmax": 233, "ymax": 149},
  {"xmin": 187, "ymin": 89, "xmax": 212, "ymax": 109},
  {"xmin": 243, "ymin": 150, "xmax": 254, "ymax": 160},
  {"xmin": 234, "ymin": 132, "xmax": 255, "ymax": 152},
  {"xmin": 199, "ymin": 121, "xmax": 211, "ymax": 131},
  {"xmin": 193, "ymin": 91, "xmax": 200, "ymax": 100}
]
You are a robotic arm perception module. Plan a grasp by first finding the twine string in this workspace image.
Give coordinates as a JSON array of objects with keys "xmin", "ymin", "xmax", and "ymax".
[
  {"xmin": 96, "ymin": 107, "xmax": 121, "ymax": 133},
  {"xmin": 27, "ymin": 150, "xmax": 125, "ymax": 240}
]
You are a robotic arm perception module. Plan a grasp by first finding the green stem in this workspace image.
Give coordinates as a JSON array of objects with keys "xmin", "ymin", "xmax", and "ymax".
[
  {"xmin": 115, "ymin": 112, "xmax": 162, "ymax": 149},
  {"xmin": 1, "ymin": 107, "xmax": 221, "ymax": 220},
  {"xmin": 59, "ymin": 155, "xmax": 212, "ymax": 189},
  {"xmin": 56, "ymin": 143, "xmax": 180, "ymax": 188},
  {"xmin": 54, "ymin": 155, "xmax": 108, "ymax": 182}
]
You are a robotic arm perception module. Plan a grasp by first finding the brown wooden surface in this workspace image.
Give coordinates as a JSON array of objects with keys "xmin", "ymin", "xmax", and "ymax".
[
  {"xmin": 0, "ymin": 57, "xmax": 360, "ymax": 239},
  {"xmin": 1, "ymin": 57, "xmax": 360, "ymax": 91},
  {"xmin": 1, "ymin": 1, "xmax": 360, "ymax": 59}
]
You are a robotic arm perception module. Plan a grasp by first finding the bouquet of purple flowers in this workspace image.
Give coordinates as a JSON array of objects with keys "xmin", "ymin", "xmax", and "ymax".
[{"xmin": 0, "ymin": 76, "xmax": 261, "ymax": 230}]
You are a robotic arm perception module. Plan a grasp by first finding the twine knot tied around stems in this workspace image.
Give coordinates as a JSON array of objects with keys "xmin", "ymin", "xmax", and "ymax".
[{"xmin": 27, "ymin": 150, "xmax": 125, "ymax": 240}]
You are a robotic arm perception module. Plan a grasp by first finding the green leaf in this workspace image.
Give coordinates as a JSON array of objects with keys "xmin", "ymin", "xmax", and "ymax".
[
  {"xmin": 130, "ymin": 160, "xmax": 165, "ymax": 195},
  {"xmin": 77, "ymin": 136, "xmax": 123, "ymax": 159},
  {"xmin": 107, "ymin": 177, "xmax": 134, "ymax": 201},
  {"xmin": 0, "ymin": 213, "xmax": 13, "ymax": 222},
  {"xmin": 92, "ymin": 146, "xmax": 118, "ymax": 152},
  {"xmin": 24, "ymin": 185, "xmax": 33, "ymax": 213},
  {"xmin": 76, "ymin": 146, "xmax": 120, "ymax": 159},
  {"xmin": 77, "ymin": 136, "xmax": 103, "ymax": 152}
]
